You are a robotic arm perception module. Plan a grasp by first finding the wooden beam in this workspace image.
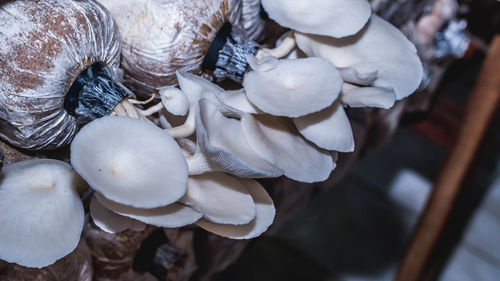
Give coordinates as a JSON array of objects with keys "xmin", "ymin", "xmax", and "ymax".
[{"xmin": 395, "ymin": 35, "xmax": 500, "ymax": 281}]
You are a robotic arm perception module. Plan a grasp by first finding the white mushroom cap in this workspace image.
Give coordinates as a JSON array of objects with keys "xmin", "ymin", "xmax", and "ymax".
[
  {"xmin": 243, "ymin": 56, "xmax": 342, "ymax": 118},
  {"xmin": 293, "ymin": 102, "xmax": 355, "ymax": 152},
  {"xmin": 189, "ymin": 99, "xmax": 283, "ymax": 178},
  {"xmin": 90, "ymin": 195, "xmax": 145, "ymax": 234},
  {"xmin": 176, "ymin": 70, "xmax": 224, "ymax": 105},
  {"xmin": 159, "ymin": 86, "xmax": 190, "ymax": 116},
  {"xmin": 261, "ymin": 0, "xmax": 371, "ymax": 38},
  {"xmin": 0, "ymin": 159, "xmax": 85, "ymax": 268},
  {"xmin": 95, "ymin": 192, "xmax": 202, "ymax": 228},
  {"xmin": 341, "ymin": 83, "xmax": 396, "ymax": 109},
  {"xmin": 216, "ymin": 89, "xmax": 261, "ymax": 114},
  {"xmin": 196, "ymin": 178, "xmax": 275, "ymax": 239},
  {"xmin": 71, "ymin": 116, "xmax": 188, "ymax": 208},
  {"xmin": 294, "ymin": 15, "xmax": 424, "ymax": 101},
  {"xmin": 242, "ymin": 114, "xmax": 335, "ymax": 183},
  {"xmin": 179, "ymin": 173, "xmax": 256, "ymax": 225}
]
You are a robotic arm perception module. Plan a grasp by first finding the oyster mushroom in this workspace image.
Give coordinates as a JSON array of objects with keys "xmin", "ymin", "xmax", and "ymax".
[
  {"xmin": 261, "ymin": 0, "xmax": 371, "ymax": 38},
  {"xmin": 241, "ymin": 114, "xmax": 336, "ymax": 183},
  {"xmin": 196, "ymin": 178, "xmax": 275, "ymax": 239},
  {"xmin": 293, "ymin": 101, "xmax": 355, "ymax": 152},
  {"xmin": 188, "ymin": 99, "xmax": 283, "ymax": 178},
  {"xmin": 243, "ymin": 55, "xmax": 343, "ymax": 117},
  {"xmin": 70, "ymin": 116, "xmax": 188, "ymax": 208},
  {"xmin": 294, "ymin": 15, "xmax": 424, "ymax": 102},
  {"xmin": 89, "ymin": 195, "xmax": 146, "ymax": 233},
  {"xmin": 94, "ymin": 193, "xmax": 202, "ymax": 228},
  {"xmin": 0, "ymin": 159, "xmax": 85, "ymax": 268},
  {"xmin": 179, "ymin": 173, "xmax": 256, "ymax": 225}
]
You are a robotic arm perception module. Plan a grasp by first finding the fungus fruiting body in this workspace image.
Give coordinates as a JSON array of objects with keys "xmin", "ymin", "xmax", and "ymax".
[
  {"xmin": 70, "ymin": 116, "xmax": 188, "ymax": 208},
  {"xmin": 0, "ymin": 159, "xmax": 85, "ymax": 268}
]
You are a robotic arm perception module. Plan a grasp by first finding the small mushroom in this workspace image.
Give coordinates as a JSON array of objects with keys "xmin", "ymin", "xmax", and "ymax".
[
  {"xmin": 188, "ymin": 99, "xmax": 283, "ymax": 178},
  {"xmin": 0, "ymin": 159, "xmax": 85, "ymax": 268},
  {"xmin": 261, "ymin": 0, "xmax": 371, "ymax": 38},
  {"xmin": 243, "ymin": 56, "xmax": 343, "ymax": 118},
  {"xmin": 241, "ymin": 114, "xmax": 335, "ymax": 183},
  {"xmin": 196, "ymin": 178, "xmax": 275, "ymax": 239},
  {"xmin": 294, "ymin": 15, "xmax": 424, "ymax": 101},
  {"xmin": 179, "ymin": 173, "xmax": 256, "ymax": 225},
  {"xmin": 90, "ymin": 195, "xmax": 146, "ymax": 233},
  {"xmin": 94, "ymin": 193, "xmax": 203, "ymax": 228},
  {"xmin": 293, "ymin": 101, "xmax": 355, "ymax": 152},
  {"xmin": 159, "ymin": 86, "xmax": 190, "ymax": 116},
  {"xmin": 71, "ymin": 116, "xmax": 188, "ymax": 208}
]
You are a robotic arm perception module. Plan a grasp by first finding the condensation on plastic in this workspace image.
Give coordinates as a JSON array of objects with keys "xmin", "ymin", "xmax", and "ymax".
[
  {"xmin": 241, "ymin": 0, "xmax": 266, "ymax": 42},
  {"xmin": 0, "ymin": 0, "xmax": 121, "ymax": 150},
  {"xmin": 0, "ymin": 239, "xmax": 93, "ymax": 281},
  {"xmin": 98, "ymin": 0, "xmax": 242, "ymax": 96}
]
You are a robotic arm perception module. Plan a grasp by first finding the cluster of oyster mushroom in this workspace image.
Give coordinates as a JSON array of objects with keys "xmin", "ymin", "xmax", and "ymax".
[{"xmin": 0, "ymin": 0, "xmax": 422, "ymax": 269}]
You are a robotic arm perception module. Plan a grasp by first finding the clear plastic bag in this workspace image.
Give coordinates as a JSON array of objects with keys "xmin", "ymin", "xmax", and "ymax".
[
  {"xmin": 0, "ymin": 0, "xmax": 121, "ymax": 150},
  {"xmin": 98, "ymin": 0, "xmax": 242, "ymax": 96}
]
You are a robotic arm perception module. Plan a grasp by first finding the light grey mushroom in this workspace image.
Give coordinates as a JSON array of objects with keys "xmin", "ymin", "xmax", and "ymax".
[
  {"xmin": 196, "ymin": 178, "xmax": 275, "ymax": 239},
  {"xmin": 261, "ymin": 0, "xmax": 371, "ymax": 38},
  {"xmin": 90, "ymin": 195, "xmax": 146, "ymax": 233},
  {"xmin": 0, "ymin": 159, "xmax": 85, "ymax": 268},
  {"xmin": 294, "ymin": 15, "xmax": 424, "ymax": 102},
  {"xmin": 71, "ymin": 116, "xmax": 188, "ymax": 208},
  {"xmin": 241, "ymin": 114, "xmax": 336, "ymax": 183},
  {"xmin": 179, "ymin": 173, "xmax": 257, "ymax": 225},
  {"xmin": 243, "ymin": 55, "xmax": 343, "ymax": 118},
  {"xmin": 188, "ymin": 99, "xmax": 283, "ymax": 178},
  {"xmin": 293, "ymin": 101, "xmax": 355, "ymax": 152},
  {"xmin": 95, "ymin": 193, "xmax": 203, "ymax": 228}
]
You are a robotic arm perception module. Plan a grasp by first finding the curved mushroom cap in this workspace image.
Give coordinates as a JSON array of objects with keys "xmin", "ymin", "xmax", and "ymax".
[
  {"xmin": 90, "ymin": 195, "xmax": 145, "ymax": 234},
  {"xmin": 341, "ymin": 83, "xmax": 396, "ymax": 109},
  {"xmin": 0, "ymin": 0, "xmax": 121, "ymax": 150},
  {"xmin": 216, "ymin": 89, "xmax": 261, "ymax": 114},
  {"xmin": 243, "ymin": 56, "xmax": 342, "ymax": 118},
  {"xmin": 293, "ymin": 102, "xmax": 355, "ymax": 152},
  {"xmin": 177, "ymin": 70, "xmax": 225, "ymax": 104},
  {"xmin": 180, "ymin": 173, "xmax": 256, "ymax": 225},
  {"xmin": 0, "ymin": 159, "xmax": 85, "ymax": 268},
  {"xmin": 190, "ymin": 99, "xmax": 283, "ymax": 178},
  {"xmin": 71, "ymin": 116, "xmax": 188, "ymax": 208},
  {"xmin": 294, "ymin": 15, "xmax": 423, "ymax": 100},
  {"xmin": 95, "ymin": 192, "xmax": 202, "ymax": 228},
  {"xmin": 261, "ymin": 0, "xmax": 371, "ymax": 38},
  {"xmin": 160, "ymin": 86, "xmax": 190, "ymax": 116},
  {"xmin": 97, "ymin": 0, "xmax": 241, "ymax": 95},
  {"xmin": 196, "ymin": 178, "xmax": 275, "ymax": 239},
  {"xmin": 242, "ymin": 114, "xmax": 335, "ymax": 183}
]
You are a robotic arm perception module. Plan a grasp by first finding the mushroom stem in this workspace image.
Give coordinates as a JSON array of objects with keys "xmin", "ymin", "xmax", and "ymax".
[
  {"xmin": 111, "ymin": 99, "xmax": 157, "ymax": 125},
  {"xmin": 136, "ymin": 102, "xmax": 164, "ymax": 116},
  {"xmin": 256, "ymin": 31, "xmax": 296, "ymax": 59},
  {"xmin": 128, "ymin": 94, "xmax": 157, "ymax": 105},
  {"xmin": 164, "ymin": 106, "xmax": 196, "ymax": 138}
]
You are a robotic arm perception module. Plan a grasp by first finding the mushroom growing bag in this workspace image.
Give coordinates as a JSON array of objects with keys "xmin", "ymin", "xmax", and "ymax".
[
  {"xmin": 0, "ymin": 0, "xmax": 122, "ymax": 150},
  {"xmin": 97, "ymin": 0, "xmax": 243, "ymax": 95}
]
